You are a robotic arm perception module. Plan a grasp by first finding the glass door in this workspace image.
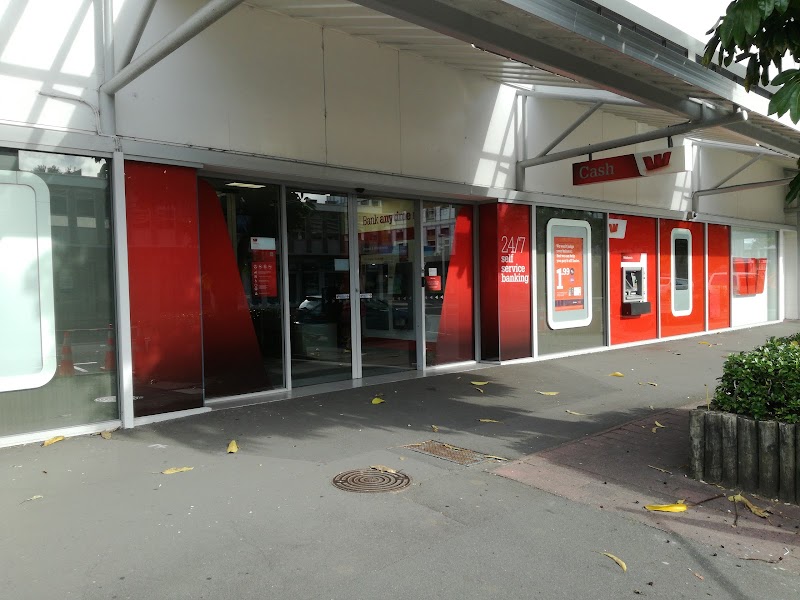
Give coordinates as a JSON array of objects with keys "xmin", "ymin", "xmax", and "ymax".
[
  {"xmin": 357, "ymin": 197, "xmax": 419, "ymax": 377},
  {"xmin": 287, "ymin": 190, "xmax": 352, "ymax": 386}
]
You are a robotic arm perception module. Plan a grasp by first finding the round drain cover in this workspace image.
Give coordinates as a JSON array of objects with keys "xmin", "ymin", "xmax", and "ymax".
[{"xmin": 332, "ymin": 469, "xmax": 411, "ymax": 493}]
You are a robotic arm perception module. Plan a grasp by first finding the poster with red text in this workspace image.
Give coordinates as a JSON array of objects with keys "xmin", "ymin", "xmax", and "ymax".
[
  {"xmin": 250, "ymin": 237, "xmax": 278, "ymax": 298},
  {"xmin": 553, "ymin": 236, "xmax": 584, "ymax": 311}
]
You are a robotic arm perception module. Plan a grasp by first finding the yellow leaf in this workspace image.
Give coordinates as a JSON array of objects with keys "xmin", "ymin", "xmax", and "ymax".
[
  {"xmin": 478, "ymin": 418, "xmax": 500, "ymax": 423},
  {"xmin": 565, "ymin": 410, "xmax": 588, "ymax": 416},
  {"xmin": 651, "ymin": 427, "xmax": 658, "ymax": 433},
  {"xmin": 654, "ymin": 421, "xmax": 665, "ymax": 428},
  {"xmin": 22, "ymin": 495, "xmax": 44, "ymax": 503},
  {"xmin": 698, "ymin": 341, "xmax": 712, "ymax": 346},
  {"xmin": 728, "ymin": 494, "xmax": 770, "ymax": 518},
  {"xmin": 474, "ymin": 387, "xmax": 484, "ymax": 393},
  {"xmin": 484, "ymin": 455, "xmax": 508, "ymax": 461},
  {"xmin": 161, "ymin": 466, "xmax": 194, "ymax": 475},
  {"xmin": 370, "ymin": 465, "xmax": 397, "ymax": 474},
  {"xmin": 600, "ymin": 552, "xmax": 627, "ymax": 572},
  {"xmin": 644, "ymin": 503, "xmax": 688, "ymax": 512},
  {"xmin": 431, "ymin": 425, "xmax": 439, "ymax": 432},
  {"xmin": 371, "ymin": 397, "xmax": 385, "ymax": 405},
  {"xmin": 471, "ymin": 381, "xmax": 489, "ymax": 386},
  {"xmin": 609, "ymin": 372, "xmax": 624, "ymax": 377},
  {"xmin": 100, "ymin": 431, "xmax": 112, "ymax": 440},
  {"xmin": 535, "ymin": 390, "xmax": 559, "ymax": 396},
  {"xmin": 227, "ymin": 440, "xmax": 239, "ymax": 454},
  {"xmin": 42, "ymin": 436, "xmax": 65, "ymax": 447}
]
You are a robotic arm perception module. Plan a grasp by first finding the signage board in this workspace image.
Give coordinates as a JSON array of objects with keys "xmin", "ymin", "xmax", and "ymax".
[{"xmin": 572, "ymin": 146, "xmax": 687, "ymax": 186}]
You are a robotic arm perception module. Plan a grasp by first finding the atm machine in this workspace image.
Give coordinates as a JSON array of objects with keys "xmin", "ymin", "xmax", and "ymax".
[{"xmin": 621, "ymin": 253, "xmax": 651, "ymax": 316}]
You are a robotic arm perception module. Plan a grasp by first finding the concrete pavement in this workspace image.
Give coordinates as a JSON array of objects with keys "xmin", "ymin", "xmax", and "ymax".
[{"xmin": 2, "ymin": 323, "xmax": 800, "ymax": 599}]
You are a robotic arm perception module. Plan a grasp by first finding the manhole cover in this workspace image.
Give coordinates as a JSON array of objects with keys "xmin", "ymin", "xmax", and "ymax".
[
  {"xmin": 403, "ymin": 440, "xmax": 486, "ymax": 465},
  {"xmin": 332, "ymin": 469, "xmax": 411, "ymax": 493}
]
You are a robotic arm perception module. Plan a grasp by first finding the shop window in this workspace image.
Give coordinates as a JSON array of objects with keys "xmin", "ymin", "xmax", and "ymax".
[{"xmin": 671, "ymin": 228, "xmax": 692, "ymax": 316}]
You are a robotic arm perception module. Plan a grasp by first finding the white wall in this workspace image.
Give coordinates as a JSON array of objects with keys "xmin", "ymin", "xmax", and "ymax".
[
  {"xmin": 110, "ymin": 0, "xmax": 517, "ymax": 188},
  {"xmin": 0, "ymin": 0, "xmax": 100, "ymax": 133},
  {"xmin": 782, "ymin": 229, "xmax": 798, "ymax": 320}
]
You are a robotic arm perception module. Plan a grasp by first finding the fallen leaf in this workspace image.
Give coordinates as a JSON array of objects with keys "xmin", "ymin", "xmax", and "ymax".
[
  {"xmin": 42, "ymin": 436, "xmax": 64, "ymax": 447},
  {"xmin": 370, "ymin": 465, "xmax": 397, "ymax": 474},
  {"xmin": 698, "ymin": 341, "xmax": 712, "ymax": 345},
  {"xmin": 431, "ymin": 425, "xmax": 439, "ymax": 432},
  {"xmin": 565, "ymin": 410, "xmax": 588, "ymax": 416},
  {"xmin": 644, "ymin": 502, "xmax": 688, "ymax": 512},
  {"xmin": 161, "ymin": 466, "xmax": 193, "ymax": 475},
  {"xmin": 646, "ymin": 382, "xmax": 657, "ymax": 387},
  {"xmin": 651, "ymin": 427, "xmax": 659, "ymax": 433},
  {"xmin": 693, "ymin": 572, "xmax": 704, "ymax": 581},
  {"xmin": 728, "ymin": 494, "xmax": 770, "ymax": 518},
  {"xmin": 478, "ymin": 418, "xmax": 501, "ymax": 423},
  {"xmin": 227, "ymin": 440, "xmax": 239, "ymax": 454},
  {"xmin": 535, "ymin": 390, "xmax": 559, "ymax": 396},
  {"xmin": 99, "ymin": 430, "xmax": 112, "ymax": 440},
  {"xmin": 474, "ymin": 387, "xmax": 484, "ymax": 393},
  {"xmin": 647, "ymin": 465, "xmax": 673, "ymax": 474},
  {"xmin": 471, "ymin": 381, "xmax": 489, "ymax": 386},
  {"xmin": 484, "ymin": 455, "xmax": 508, "ymax": 461},
  {"xmin": 21, "ymin": 495, "xmax": 43, "ymax": 504},
  {"xmin": 654, "ymin": 421, "xmax": 665, "ymax": 428},
  {"xmin": 371, "ymin": 397, "xmax": 385, "ymax": 405},
  {"xmin": 609, "ymin": 372, "xmax": 625, "ymax": 377},
  {"xmin": 600, "ymin": 552, "xmax": 627, "ymax": 572},
  {"xmin": 649, "ymin": 405, "xmax": 655, "ymax": 410}
]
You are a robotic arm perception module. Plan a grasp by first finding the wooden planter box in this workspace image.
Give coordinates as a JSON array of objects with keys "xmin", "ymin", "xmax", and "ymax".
[{"xmin": 690, "ymin": 410, "xmax": 799, "ymax": 504}]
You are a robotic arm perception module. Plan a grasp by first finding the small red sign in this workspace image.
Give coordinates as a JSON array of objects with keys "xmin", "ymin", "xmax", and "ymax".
[
  {"xmin": 425, "ymin": 275, "xmax": 442, "ymax": 292},
  {"xmin": 573, "ymin": 148, "xmax": 684, "ymax": 186},
  {"xmin": 251, "ymin": 249, "xmax": 278, "ymax": 297}
]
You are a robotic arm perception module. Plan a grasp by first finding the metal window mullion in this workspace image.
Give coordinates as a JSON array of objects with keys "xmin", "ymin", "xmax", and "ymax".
[
  {"xmin": 531, "ymin": 204, "xmax": 538, "ymax": 358},
  {"xmin": 656, "ymin": 219, "xmax": 661, "ymax": 338},
  {"xmin": 778, "ymin": 229, "xmax": 785, "ymax": 321},
  {"xmin": 280, "ymin": 185, "xmax": 291, "ymax": 390},
  {"xmin": 348, "ymin": 194, "xmax": 362, "ymax": 379},
  {"xmin": 111, "ymin": 152, "xmax": 134, "ymax": 428},
  {"xmin": 473, "ymin": 204, "xmax": 481, "ymax": 362},
  {"xmin": 415, "ymin": 198, "xmax": 425, "ymax": 372},
  {"xmin": 604, "ymin": 213, "xmax": 611, "ymax": 346}
]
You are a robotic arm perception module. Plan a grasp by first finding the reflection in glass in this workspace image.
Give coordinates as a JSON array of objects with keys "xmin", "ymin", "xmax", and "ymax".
[
  {"xmin": 358, "ymin": 197, "xmax": 417, "ymax": 376},
  {"xmin": 423, "ymin": 202, "xmax": 474, "ymax": 366},
  {"xmin": 200, "ymin": 179, "xmax": 284, "ymax": 397},
  {"xmin": 287, "ymin": 191, "xmax": 352, "ymax": 386},
  {"xmin": 731, "ymin": 228, "xmax": 778, "ymax": 326},
  {"xmin": 0, "ymin": 149, "xmax": 117, "ymax": 435}
]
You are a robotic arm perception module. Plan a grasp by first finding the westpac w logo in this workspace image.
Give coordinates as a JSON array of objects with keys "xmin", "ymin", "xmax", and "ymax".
[
  {"xmin": 642, "ymin": 151, "xmax": 671, "ymax": 171},
  {"xmin": 633, "ymin": 147, "xmax": 684, "ymax": 177}
]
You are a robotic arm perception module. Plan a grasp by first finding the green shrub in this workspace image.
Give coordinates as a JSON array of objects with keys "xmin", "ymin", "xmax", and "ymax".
[{"xmin": 713, "ymin": 336, "xmax": 800, "ymax": 423}]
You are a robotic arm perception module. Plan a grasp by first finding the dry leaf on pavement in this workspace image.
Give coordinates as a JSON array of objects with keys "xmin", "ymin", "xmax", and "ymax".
[
  {"xmin": 478, "ymin": 418, "xmax": 500, "ymax": 423},
  {"xmin": 535, "ymin": 390, "xmax": 559, "ymax": 396},
  {"xmin": 42, "ymin": 436, "xmax": 64, "ymax": 447},
  {"xmin": 371, "ymin": 465, "xmax": 397, "ymax": 474},
  {"xmin": 644, "ymin": 502, "xmax": 687, "ymax": 512},
  {"xmin": 431, "ymin": 425, "xmax": 439, "ymax": 432},
  {"xmin": 471, "ymin": 381, "xmax": 489, "ymax": 386},
  {"xmin": 161, "ymin": 466, "xmax": 194, "ymax": 475},
  {"xmin": 100, "ymin": 431, "xmax": 112, "ymax": 440},
  {"xmin": 21, "ymin": 495, "xmax": 43, "ymax": 504},
  {"xmin": 728, "ymin": 494, "xmax": 770, "ymax": 518},
  {"xmin": 609, "ymin": 372, "xmax": 625, "ymax": 377},
  {"xmin": 565, "ymin": 410, "xmax": 588, "ymax": 416},
  {"xmin": 600, "ymin": 552, "xmax": 627, "ymax": 572},
  {"xmin": 227, "ymin": 440, "xmax": 239, "ymax": 453},
  {"xmin": 371, "ymin": 397, "xmax": 385, "ymax": 405}
]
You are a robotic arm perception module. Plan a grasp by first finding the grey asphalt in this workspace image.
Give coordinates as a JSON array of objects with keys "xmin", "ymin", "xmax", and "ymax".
[{"xmin": 3, "ymin": 323, "xmax": 800, "ymax": 599}]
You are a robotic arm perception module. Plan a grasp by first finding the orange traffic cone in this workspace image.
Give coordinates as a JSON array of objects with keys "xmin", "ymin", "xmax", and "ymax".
[
  {"xmin": 104, "ymin": 324, "xmax": 116, "ymax": 371},
  {"xmin": 58, "ymin": 331, "xmax": 74, "ymax": 376}
]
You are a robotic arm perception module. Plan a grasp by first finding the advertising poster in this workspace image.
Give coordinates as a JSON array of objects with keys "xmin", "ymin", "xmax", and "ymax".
[
  {"xmin": 250, "ymin": 237, "xmax": 278, "ymax": 298},
  {"xmin": 546, "ymin": 219, "xmax": 592, "ymax": 330},
  {"xmin": 553, "ymin": 236, "xmax": 584, "ymax": 311}
]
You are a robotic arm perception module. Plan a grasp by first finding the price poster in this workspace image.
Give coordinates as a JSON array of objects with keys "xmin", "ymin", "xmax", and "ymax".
[
  {"xmin": 546, "ymin": 219, "xmax": 592, "ymax": 330},
  {"xmin": 250, "ymin": 237, "xmax": 278, "ymax": 298},
  {"xmin": 553, "ymin": 236, "xmax": 584, "ymax": 311}
]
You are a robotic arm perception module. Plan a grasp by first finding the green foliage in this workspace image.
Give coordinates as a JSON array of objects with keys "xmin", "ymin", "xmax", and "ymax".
[
  {"xmin": 713, "ymin": 334, "xmax": 800, "ymax": 423},
  {"xmin": 703, "ymin": 1, "xmax": 800, "ymax": 204}
]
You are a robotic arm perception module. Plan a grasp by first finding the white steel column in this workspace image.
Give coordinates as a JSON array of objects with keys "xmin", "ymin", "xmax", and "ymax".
[
  {"xmin": 415, "ymin": 199, "xmax": 425, "ymax": 372},
  {"xmin": 280, "ymin": 185, "xmax": 292, "ymax": 390},
  {"xmin": 348, "ymin": 194, "xmax": 362, "ymax": 379},
  {"xmin": 531, "ymin": 204, "xmax": 538, "ymax": 357},
  {"xmin": 111, "ymin": 152, "xmax": 134, "ymax": 428},
  {"xmin": 704, "ymin": 223, "xmax": 709, "ymax": 331},
  {"xmin": 604, "ymin": 214, "xmax": 611, "ymax": 345}
]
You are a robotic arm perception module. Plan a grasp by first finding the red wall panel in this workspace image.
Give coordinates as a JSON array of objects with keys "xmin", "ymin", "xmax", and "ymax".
[
  {"xmin": 126, "ymin": 162, "xmax": 203, "ymax": 416},
  {"xmin": 707, "ymin": 224, "xmax": 731, "ymax": 330},
  {"xmin": 198, "ymin": 180, "xmax": 272, "ymax": 396},
  {"xmin": 609, "ymin": 214, "xmax": 658, "ymax": 345},
  {"xmin": 435, "ymin": 206, "xmax": 474, "ymax": 363},
  {"xmin": 659, "ymin": 219, "xmax": 705, "ymax": 337}
]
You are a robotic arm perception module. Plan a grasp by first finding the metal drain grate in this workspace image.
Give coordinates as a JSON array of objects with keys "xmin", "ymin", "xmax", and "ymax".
[
  {"xmin": 332, "ymin": 469, "xmax": 411, "ymax": 493},
  {"xmin": 403, "ymin": 440, "xmax": 486, "ymax": 465}
]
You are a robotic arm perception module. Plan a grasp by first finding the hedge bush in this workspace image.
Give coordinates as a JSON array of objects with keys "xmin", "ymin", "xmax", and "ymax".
[{"xmin": 713, "ymin": 334, "xmax": 800, "ymax": 424}]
